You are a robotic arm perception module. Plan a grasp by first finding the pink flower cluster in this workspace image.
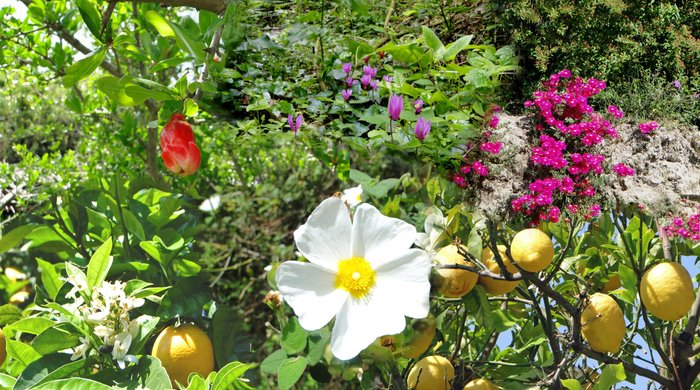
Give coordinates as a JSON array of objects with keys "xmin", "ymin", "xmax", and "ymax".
[
  {"xmin": 639, "ymin": 121, "xmax": 659, "ymax": 134},
  {"xmin": 612, "ymin": 163, "xmax": 635, "ymax": 176},
  {"xmin": 513, "ymin": 70, "xmax": 629, "ymax": 224},
  {"xmin": 664, "ymin": 212, "xmax": 700, "ymax": 241}
]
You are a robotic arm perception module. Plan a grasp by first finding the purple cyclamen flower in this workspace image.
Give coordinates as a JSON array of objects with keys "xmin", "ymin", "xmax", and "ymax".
[
  {"xmin": 288, "ymin": 114, "xmax": 303, "ymax": 134},
  {"xmin": 382, "ymin": 75, "xmax": 393, "ymax": 83},
  {"xmin": 346, "ymin": 77, "xmax": 357, "ymax": 88},
  {"xmin": 414, "ymin": 117, "xmax": 431, "ymax": 141},
  {"xmin": 342, "ymin": 63, "xmax": 352, "ymax": 75},
  {"xmin": 388, "ymin": 94, "xmax": 403, "ymax": 121},
  {"xmin": 360, "ymin": 74, "xmax": 372, "ymax": 88},
  {"xmin": 369, "ymin": 79, "xmax": 379, "ymax": 90},
  {"xmin": 363, "ymin": 65, "xmax": 377, "ymax": 79},
  {"xmin": 341, "ymin": 89, "xmax": 352, "ymax": 101},
  {"xmin": 414, "ymin": 99, "xmax": 424, "ymax": 114},
  {"xmin": 672, "ymin": 80, "xmax": 682, "ymax": 90}
]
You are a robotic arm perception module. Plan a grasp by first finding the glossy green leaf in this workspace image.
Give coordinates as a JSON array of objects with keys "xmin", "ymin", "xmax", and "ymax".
[
  {"xmin": 86, "ymin": 238, "xmax": 113, "ymax": 290},
  {"xmin": 32, "ymin": 378, "xmax": 111, "ymax": 390},
  {"xmin": 14, "ymin": 353, "xmax": 88, "ymax": 390},
  {"xmin": 6, "ymin": 340, "xmax": 41, "ymax": 368},
  {"xmin": 75, "ymin": 0, "xmax": 102, "ymax": 42},
  {"xmin": 421, "ymin": 26, "xmax": 444, "ymax": 60},
  {"xmin": 442, "ymin": 34, "xmax": 475, "ymax": 62},
  {"xmin": 5, "ymin": 317, "xmax": 55, "ymax": 336},
  {"xmin": 32, "ymin": 323, "xmax": 82, "ymax": 355},
  {"xmin": 212, "ymin": 361, "xmax": 256, "ymax": 390},
  {"xmin": 561, "ymin": 379, "xmax": 582, "ymax": 390},
  {"xmin": 63, "ymin": 46, "xmax": 106, "ymax": 87},
  {"xmin": 36, "ymin": 259, "xmax": 62, "ymax": 301},
  {"xmin": 592, "ymin": 363, "xmax": 626, "ymax": 390},
  {"xmin": 0, "ymin": 304, "xmax": 23, "ymax": 326},
  {"xmin": 0, "ymin": 225, "xmax": 36, "ymax": 253}
]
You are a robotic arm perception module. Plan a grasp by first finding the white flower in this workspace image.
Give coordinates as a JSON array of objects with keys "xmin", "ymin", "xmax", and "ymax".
[
  {"xmin": 415, "ymin": 206, "xmax": 448, "ymax": 255},
  {"xmin": 199, "ymin": 194, "xmax": 221, "ymax": 212},
  {"xmin": 341, "ymin": 185, "xmax": 363, "ymax": 207},
  {"xmin": 112, "ymin": 331, "xmax": 137, "ymax": 369},
  {"xmin": 94, "ymin": 325, "xmax": 115, "ymax": 343},
  {"xmin": 275, "ymin": 197, "xmax": 431, "ymax": 360},
  {"xmin": 70, "ymin": 337, "xmax": 89, "ymax": 361}
]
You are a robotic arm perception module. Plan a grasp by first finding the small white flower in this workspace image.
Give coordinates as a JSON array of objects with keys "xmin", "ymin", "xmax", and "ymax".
[
  {"xmin": 112, "ymin": 332, "xmax": 137, "ymax": 369},
  {"xmin": 199, "ymin": 194, "xmax": 221, "ymax": 212},
  {"xmin": 70, "ymin": 337, "xmax": 89, "ymax": 361},
  {"xmin": 415, "ymin": 206, "xmax": 448, "ymax": 255},
  {"xmin": 94, "ymin": 325, "xmax": 115, "ymax": 343},
  {"xmin": 341, "ymin": 185, "xmax": 363, "ymax": 207},
  {"xmin": 276, "ymin": 197, "xmax": 431, "ymax": 360}
]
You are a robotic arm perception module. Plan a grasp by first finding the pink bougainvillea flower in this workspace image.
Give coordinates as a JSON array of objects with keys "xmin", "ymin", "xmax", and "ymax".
[{"xmin": 160, "ymin": 114, "xmax": 201, "ymax": 176}]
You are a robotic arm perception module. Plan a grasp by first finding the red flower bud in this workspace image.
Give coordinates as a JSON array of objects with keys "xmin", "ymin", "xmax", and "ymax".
[{"xmin": 160, "ymin": 114, "xmax": 201, "ymax": 176}]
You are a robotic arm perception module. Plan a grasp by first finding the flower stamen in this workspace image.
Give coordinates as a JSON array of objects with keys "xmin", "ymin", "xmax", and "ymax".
[{"xmin": 335, "ymin": 257, "xmax": 376, "ymax": 298}]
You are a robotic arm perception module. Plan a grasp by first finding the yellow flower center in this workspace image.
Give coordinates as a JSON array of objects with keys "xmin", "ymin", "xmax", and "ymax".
[{"xmin": 335, "ymin": 257, "xmax": 376, "ymax": 298}]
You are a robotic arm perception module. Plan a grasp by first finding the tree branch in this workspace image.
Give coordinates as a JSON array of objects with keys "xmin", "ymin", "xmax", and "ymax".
[
  {"xmin": 127, "ymin": 0, "xmax": 226, "ymax": 13},
  {"xmin": 580, "ymin": 346, "xmax": 673, "ymax": 388}
]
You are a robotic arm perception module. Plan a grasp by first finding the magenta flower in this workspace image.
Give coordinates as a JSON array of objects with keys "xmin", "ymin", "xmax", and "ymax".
[
  {"xmin": 488, "ymin": 115, "xmax": 499, "ymax": 128},
  {"xmin": 369, "ymin": 79, "xmax": 379, "ymax": 90},
  {"xmin": 388, "ymin": 94, "xmax": 403, "ymax": 121},
  {"xmin": 480, "ymin": 141, "xmax": 503, "ymax": 154},
  {"xmin": 414, "ymin": 99, "xmax": 424, "ymax": 114},
  {"xmin": 382, "ymin": 75, "xmax": 393, "ymax": 83},
  {"xmin": 341, "ymin": 89, "xmax": 352, "ymax": 101},
  {"xmin": 360, "ymin": 74, "xmax": 372, "ymax": 88},
  {"xmin": 342, "ymin": 63, "xmax": 352, "ymax": 75},
  {"xmin": 345, "ymin": 77, "xmax": 357, "ymax": 88},
  {"xmin": 414, "ymin": 117, "xmax": 431, "ymax": 141},
  {"xmin": 288, "ymin": 114, "xmax": 303, "ymax": 134},
  {"xmin": 607, "ymin": 105, "xmax": 624, "ymax": 119},
  {"xmin": 363, "ymin": 66, "xmax": 377, "ymax": 79},
  {"xmin": 613, "ymin": 163, "xmax": 635, "ymax": 176},
  {"xmin": 638, "ymin": 121, "xmax": 659, "ymax": 134},
  {"xmin": 472, "ymin": 161, "xmax": 488, "ymax": 176},
  {"xmin": 672, "ymin": 80, "xmax": 682, "ymax": 90}
]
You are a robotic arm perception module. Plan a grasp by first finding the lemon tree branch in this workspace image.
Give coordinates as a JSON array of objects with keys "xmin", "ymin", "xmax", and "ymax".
[{"xmin": 580, "ymin": 346, "xmax": 673, "ymax": 387}]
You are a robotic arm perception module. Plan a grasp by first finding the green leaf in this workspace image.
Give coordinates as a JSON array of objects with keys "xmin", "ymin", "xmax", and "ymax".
[
  {"xmin": 36, "ymin": 259, "xmax": 62, "ymax": 301},
  {"xmin": 129, "ymin": 315, "xmax": 160, "ymax": 356},
  {"xmin": 467, "ymin": 228, "xmax": 483, "ymax": 262},
  {"xmin": 306, "ymin": 329, "xmax": 330, "ymax": 365},
  {"xmin": 75, "ymin": 0, "xmax": 102, "ymax": 42},
  {"xmin": 6, "ymin": 318, "xmax": 55, "ymax": 335},
  {"xmin": 6, "ymin": 340, "xmax": 41, "ymax": 368},
  {"xmin": 426, "ymin": 177, "xmax": 440, "ymax": 203},
  {"xmin": 144, "ymin": 10, "xmax": 175, "ymax": 38},
  {"xmin": 212, "ymin": 361, "xmax": 256, "ymax": 390},
  {"xmin": 260, "ymin": 349, "xmax": 287, "ymax": 375},
  {"xmin": 0, "ymin": 373, "xmax": 16, "ymax": 388},
  {"xmin": 0, "ymin": 304, "xmax": 23, "ymax": 326},
  {"xmin": 277, "ymin": 357, "xmax": 307, "ymax": 390},
  {"xmin": 0, "ymin": 225, "xmax": 36, "ymax": 253},
  {"xmin": 119, "ymin": 356, "xmax": 171, "ymax": 390},
  {"xmin": 281, "ymin": 317, "xmax": 307, "ymax": 355},
  {"xmin": 14, "ymin": 354, "xmax": 88, "ymax": 390},
  {"xmin": 158, "ymin": 277, "xmax": 212, "ymax": 320},
  {"xmin": 442, "ymin": 35, "xmax": 475, "ymax": 62},
  {"xmin": 32, "ymin": 378, "xmax": 111, "ymax": 390},
  {"xmin": 139, "ymin": 241, "xmax": 162, "ymax": 263},
  {"xmin": 421, "ymin": 26, "xmax": 445, "ymax": 60},
  {"xmin": 561, "ymin": 379, "xmax": 582, "ymax": 390},
  {"xmin": 62, "ymin": 46, "xmax": 107, "ymax": 87},
  {"xmin": 212, "ymin": 307, "xmax": 252, "ymax": 367},
  {"xmin": 87, "ymin": 238, "xmax": 113, "ymax": 290},
  {"xmin": 592, "ymin": 363, "xmax": 626, "ymax": 390},
  {"xmin": 349, "ymin": 169, "xmax": 372, "ymax": 185},
  {"xmin": 64, "ymin": 263, "xmax": 88, "ymax": 297},
  {"xmin": 32, "ymin": 323, "xmax": 82, "ymax": 355},
  {"xmin": 122, "ymin": 209, "xmax": 146, "ymax": 241}
]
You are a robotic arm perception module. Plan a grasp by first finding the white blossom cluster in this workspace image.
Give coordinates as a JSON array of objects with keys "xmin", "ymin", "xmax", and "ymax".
[{"xmin": 65, "ymin": 277, "xmax": 144, "ymax": 368}]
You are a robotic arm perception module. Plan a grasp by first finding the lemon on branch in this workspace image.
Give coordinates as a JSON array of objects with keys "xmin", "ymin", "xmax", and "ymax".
[
  {"xmin": 580, "ymin": 293, "xmax": 626, "ymax": 353},
  {"xmin": 510, "ymin": 228, "xmax": 554, "ymax": 272},
  {"xmin": 152, "ymin": 323, "xmax": 215, "ymax": 386},
  {"xmin": 407, "ymin": 355, "xmax": 454, "ymax": 390},
  {"xmin": 478, "ymin": 245, "xmax": 519, "ymax": 295},
  {"xmin": 402, "ymin": 316, "xmax": 436, "ymax": 359},
  {"xmin": 434, "ymin": 245, "xmax": 478, "ymax": 298},
  {"xmin": 640, "ymin": 262, "xmax": 694, "ymax": 321},
  {"xmin": 463, "ymin": 377, "xmax": 499, "ymax": 389}
]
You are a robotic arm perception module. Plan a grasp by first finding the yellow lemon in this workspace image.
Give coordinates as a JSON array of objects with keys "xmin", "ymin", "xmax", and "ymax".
[
  {"xmin": 602, "ymin": 274, "xmax": 621, "ymax": 292},
  {"xmin": 510, "ymin": 228, "xmax": 554, "ymax": 272},
  {"xmin": 402, "ymin": 317, "xmax": 436, "ymax": 359},
  {"xmin": 640, "ymin": 262, "xmax": 694, "ymax": 321},
  {"xmin": 478, "ymin": 245, "xmax": 519, "ymax": 295},
  {"xmin": 152, "ymin": 323, "xmax": 215, "ymax": 386},
  {"xmin": 463, "ymin": 377, "xmax": 499, "ymax": 389},
  {"xmin": 434, "ymin": 245, "xmax": 478, "ymax": 298},
  {"xmin": 9, "ymin": 291, "xmax": 30, "ymax": 306},
  {"xmin": 0, "ymin": 330, "xmax": 6, "ymax": 367},
  {"xmin": 580, "ymin": 293, "xmax": 626, "ymax": 353},
  {"xmin": 407, "ymin": 355, "xmax": 454, "ymax": 390}
]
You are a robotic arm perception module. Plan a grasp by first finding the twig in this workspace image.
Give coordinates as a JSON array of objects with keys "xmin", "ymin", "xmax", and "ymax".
[
  {"xmin": 544, "ymin": 219, "xmax": 576, "ymax": 283},
  {"xmin": 100, "ymin": 1, "xmax": 117, "ymax": 38},
  {"xmin": 580, "ymin": 346, "xmax": 673, "ymax": 387},
  {"xmin": 193, "ymin": 23, "xmax": 224, "ymax": 102}
]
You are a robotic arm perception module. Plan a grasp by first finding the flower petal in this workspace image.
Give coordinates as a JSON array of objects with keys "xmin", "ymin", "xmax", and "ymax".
[
  {"xmin": 351, "ymin": 203, "xmax": 417, "ymax": 267},
  {"xmin": 276, "ymin": 261, "xmax": 348, "ymax": 331},
  {"xmin": 330, "ymin": 291, "xmax": 407, "ymax": 360},
  {"xmin": 375, "ymin": 249, "xmax": 432, "ymax": 319},
  {"xmin": 294, "ymin": 197, "xmax": 352, "ymax": 269}
]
